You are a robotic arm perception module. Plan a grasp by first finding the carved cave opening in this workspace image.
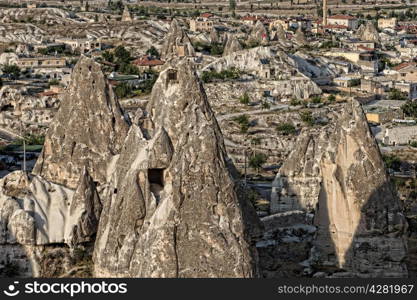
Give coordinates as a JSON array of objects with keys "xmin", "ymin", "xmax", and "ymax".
[{"xmin": 148, "ymin": 168, "xmax": 165, "ymax": 204}]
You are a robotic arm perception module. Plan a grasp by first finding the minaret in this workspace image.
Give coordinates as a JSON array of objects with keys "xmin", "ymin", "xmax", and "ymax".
[{"xmin": 323, "ymin": 0, "xmax": 328, "ymax": 26}]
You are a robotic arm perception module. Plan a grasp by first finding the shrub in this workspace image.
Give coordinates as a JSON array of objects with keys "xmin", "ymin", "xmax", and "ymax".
[
  {"xmin": 239, "ymin": 92, "xmax": 250, "ymax": 105},
  {"xmin": 276, "ymin": 123, "xmax": 296, "ymax": 135},
  {"xmin": 249, "ymin": 153, "xmax": 267, "ymax": 173},
  {"xmin": 201, "ymin": 68, "xmax": 241, "ymax": 83},
  {"xmin": 327, "ymin": 94, "xmax": 336, "ymax": 102},
  {"xmin": 299, "ymin": 111, "xmax": 314, "ymax": 126}
]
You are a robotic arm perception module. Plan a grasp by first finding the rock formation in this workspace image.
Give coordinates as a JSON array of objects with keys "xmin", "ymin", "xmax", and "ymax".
[
  {"xmin": 266, "ymin": 101, "xmax": 408, "ymax": 277},
  {"xmin": 161, "ymin": 19, "xmax": 195, "ymax": 59},
  {"xmin": 357, "ymin": 22, "xmax": 380, "ymax": 44},
  {"xmin": 210, "ymin": 27, "xmax": 220, "ymax": 44},
  {"xmin": 249, "ymin": 20, "xmax": 269, "ymax": 45},
  {"xmin": 0, "ymin": 56, "xmax": 130, "ymax": 277},
  {"xmin": 32, "ymin": 55, "xmax": 129, "ymax": 189},
  {"xmin": 294, "ymin": 27, "xmax": 307, "ymax": 46},
  {"xmin": 93, "ymin": 58, "xmax": 259, "ymax": 278},
  {"xmin": 223, "ymin": 34, "xmax": 242, "ymax": 56},
  {"xmin": 271, "ymin": 23, "xmax": 286, "ymax": 41},
  {"xmin": 203, "ymin": 46, "xmax": 322, "ymax": 99}
]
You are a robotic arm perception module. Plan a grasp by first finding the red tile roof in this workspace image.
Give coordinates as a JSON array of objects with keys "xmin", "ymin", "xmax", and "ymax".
[
  {"xmin": 38, "ymin": 90, "xmax": 59, "ymax": 97},
  {"xmin": 242, "ymin": 16, "xmax": 258, "ymax": 21},
  {"xmin": 133, "ymin": 56, "xmax": 165, "ymax": 67},
  {"xmin": 393, "ymin": 62, "xmax": 416, "ymax": 71},
  {"xmin": 200, "ymin": 13, "xmax": 214, "ymax": 19}
]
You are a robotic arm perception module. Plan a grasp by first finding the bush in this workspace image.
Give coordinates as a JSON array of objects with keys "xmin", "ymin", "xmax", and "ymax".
[
  {"xmin": 389, "ymin": 88, "xmax": 407, "ymax": 100},
  {"xmin": 299, "ymin": 111, "xmax": 314, "ymax": 126},
  {"xmin": 410, "ymin": 141, "xmax": 417, "ymax": 148},
  {"xmin": 249, "ymin": 153, "xmax": 267, "ymax": 173},
  {"xmin": 2, "ymin": 64, "xmax": 20, "ymax": 80},
  {"xmin": 233, "ymin": 114, "xmax": 250, "ymax": 133},
  {"xmin": 290, "ymin": 98, "xmax": 301, "ymax": 106},
  {"xmin": 402, "ymin": 100, "xmax": 417, "ymax": 118},
  {"xmin": 201, "ymin": 68, "xmax": 241, "ymax": 83},
  {"xmin": 383, "ymin": 154, "xmax": 401, "ymax": 171},
  {"xmin": 327, "ymin": 94, "xmax": 336, "ymax": 102},
  {"xmin": 114, "ymin": 82, "xmax": 132, "ymax": 99},
  {"xmin": 310, "ymin": 96, "xmax": 322, "ymax": 104},
  {"xmin": 276, "ymin": 123, "xmax": 296, "ymax": 135},
  {"xmin": 239, "ymin": 92, "xmax": 250, "ymax": 105}
]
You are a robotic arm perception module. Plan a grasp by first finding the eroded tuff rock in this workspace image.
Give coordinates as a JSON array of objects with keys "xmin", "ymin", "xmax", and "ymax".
[
  {"xmin": 223, "ymin": 34, "xmax": 243, "ymax": 56},
  {"xmin": 357, "ymin": 22, "xmax": 380, "ymax": 44},
  {"xmin": 161, "ymin": 19, "xmax": 195, "ymax": 59},
  {"xmin": 33, "ymin": 56, "xmax": 129, "ymax": 189},
  {"xmin": 271, "ymin": 23, "xmax": 286, "ymax": 41},
  {"xmin": 294, "ymin": 27, "xmax": 307, "ymax": 46},
  {"xmin": 94, "ymin": 58, "xmax": 259, "ymax": 278},
  {"xmin": 249, "ymin": 21, "xmax": 269, "ymax": 45},
  {"xmin": 266, "ymin": 101, "xmax": 407, "ymax": 277}
]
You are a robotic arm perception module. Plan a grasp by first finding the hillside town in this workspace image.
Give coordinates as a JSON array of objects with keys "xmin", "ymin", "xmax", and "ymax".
[{"xmin": 1, "ymin": 0, "xmax": 417, "ymax": 279}]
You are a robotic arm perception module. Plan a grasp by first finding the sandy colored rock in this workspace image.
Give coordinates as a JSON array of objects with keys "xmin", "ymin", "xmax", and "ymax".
[
  {"xmin": 94, "ymin": 58, "xmax": 259, "ymax": 278},
  {"xmin": 32, "ymin": 55, "xmax": 129, "ymax": 189}
]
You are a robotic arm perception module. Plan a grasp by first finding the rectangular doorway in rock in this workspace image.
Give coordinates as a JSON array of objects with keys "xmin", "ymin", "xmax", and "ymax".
[{"xmin": 148, "ymin": 169, "xmax": 165, "ymax": 205}]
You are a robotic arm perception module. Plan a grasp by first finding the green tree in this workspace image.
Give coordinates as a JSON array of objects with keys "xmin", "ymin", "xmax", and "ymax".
[
  {"xmin": 102, "ymin": 50, "xmax": 114, "ymax": 62},
  {"xmin": 249, "ymin": 153, "xmax": 267, "ymax": 173},
  {"xmin": 2, "ymin": 64, "xmax": 20, "ymax": 80},
  {"xmin": 402, "ymin": 100, "xmax": 417, "ymax": 118},
  {"xmin": 114, "ymin": 46, "xmax": 131, "ymax": 64},
  {"xmin": 229, "ymin": 0, "xmax": 236, "ymax": 11},
  {"xmin": 146, "ymin": 46, "xmax": 160, "ymax": 58},
  {"xmin": 389, "ymin": 88, "xmax": 407, "ymax": 100}
]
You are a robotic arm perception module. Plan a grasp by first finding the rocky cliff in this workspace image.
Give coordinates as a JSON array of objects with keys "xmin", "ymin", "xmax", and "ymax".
[
  {"xmin": 357, "ymin": 22, "xmax": 381, "ymax": 44},
  {"xmin": 161, "ymin": 19, "xmax": 195, "ymax": 59},
  {"xmin": 0, "ymin": 56, "xmax": 129, "ymax": 276},
  {"xmin": 32, "ymin": 56, "xmax": 129, "ymax": 189},
  {"xmin": 249, "ymin": 21, "xmax": 269, "ymax": 45},
  {"xmin": 93, "ymin": 58, "xmax": 259, "ymax": 278},
  {"xmin": 264, "ymin": 101, "xmax": 408, "ymax": 277},
  {"xmin": 223, "ymin": 34, "xmax": 242, "ymax": 57}
]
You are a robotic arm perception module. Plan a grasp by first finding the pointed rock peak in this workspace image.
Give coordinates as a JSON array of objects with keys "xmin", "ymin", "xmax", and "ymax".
[
  {"xmin": 223, "ymin": 34, "xmax": 242, "ymax": 56},
  {"xmin": 32, "ymin": 55, "xmax": 129, "ymax": 189},
  {"xmin": 294, "ymin": 27, "xmax": 307, "ymax": 45},
  {"xmin": 269, "ymin": 100, "xmax": 407, "ymax": 277},
  {"xmin": 357, "ymin": 21, "xmax": 380, "ymax": 43},
  {"xmin": 94, "ymin": 57, "xmax": 259, "ymax": 278},
  {"xmin": 161, "ymin": 19, "xmax": 195, "ymax": 59}
]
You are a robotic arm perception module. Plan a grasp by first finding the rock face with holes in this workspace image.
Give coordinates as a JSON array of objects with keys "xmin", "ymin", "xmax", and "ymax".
[
  {"xmin": 93, "ymin": 58, "xmax": 259, "ymax": 278},
  {"xmin": 32, "ymin": 55, "xmax": 129, "ymax": 189},
  {"xmin": 161, "ymin": 19, "xmax": 195, "ymax": 59},
  {"xmin": 264, "ymin": 101, "xmax": 408, "ymax": 277}
]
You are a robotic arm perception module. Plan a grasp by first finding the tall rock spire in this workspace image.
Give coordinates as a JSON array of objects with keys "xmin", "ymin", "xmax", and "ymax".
[
  {"xmin": 32, "ymin": 55, "xmax": 129, "ymax": 189},
  {"xmin": 93, "ymin": 58, "xmax": 260, "ymax": 278}
]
